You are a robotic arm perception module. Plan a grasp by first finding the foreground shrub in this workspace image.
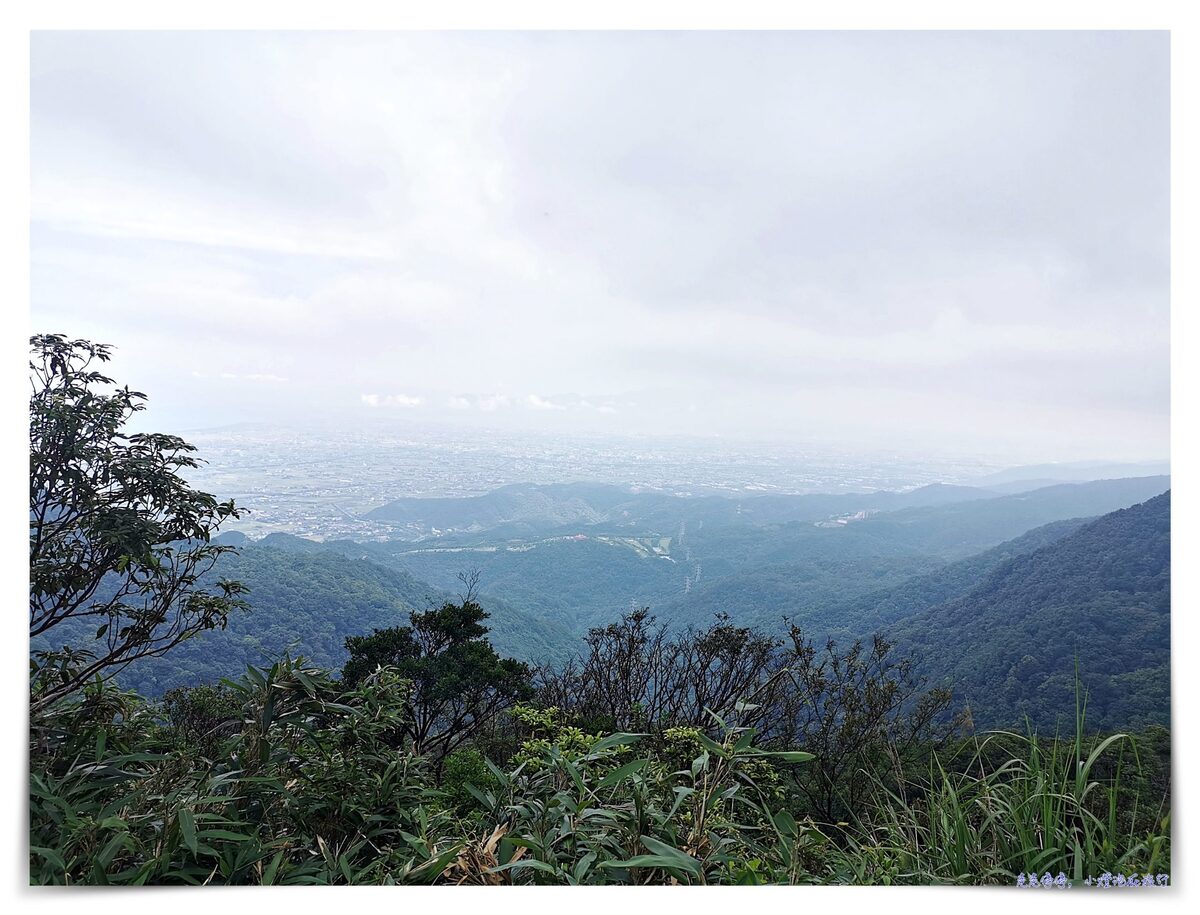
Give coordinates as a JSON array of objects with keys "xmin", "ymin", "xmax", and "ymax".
[{"xmin": 29, "ymin": 658, "xmax": 1169, "ymax": 886}]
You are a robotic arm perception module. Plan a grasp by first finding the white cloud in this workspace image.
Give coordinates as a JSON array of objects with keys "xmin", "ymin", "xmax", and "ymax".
[
  {"xmin": 526, "ymin": 394, "xmax": 567, "ymax": 411},
  {"xmin": 243, "ymin": 373, "xmax": 288, "ymax": 383},
  {"xmin": 30, "ymin": 31, "xmax": 1169, "ymax": 461},
  {"xmin": 361, "ymin": 393, "xmax": 423, "ymax": 408},
  {"xmin": 475, "ymin": 394, "xmax": 512, "ymax": 412}
]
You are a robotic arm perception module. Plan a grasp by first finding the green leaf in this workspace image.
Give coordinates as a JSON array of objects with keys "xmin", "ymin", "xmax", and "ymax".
[
  {"xmin": 572, "ymin": 851, "xmax": 597, "ymax": 883},
  {"xmin": 694, "ymin": 733, "xmax": 728, "ymax": 758},
  {"xmin": 590, "ymin": 732, "xmax": 646, "ymax": 753},
  {"xmin": 197, "ymin": 829, "xmax": 253, "ymax": 842},
  {"xmin": 601, "ymin": 851, "xmax": 701, "ymax": 879},
  {"xmin": 30, "ymin": 845, "xmax": 67, "ymax": 874},
  {"xmin": 598, "ymin": 758, "xmax": 651, "ymax": 788},
  {"xmin": 749, "ymin": 749, "xmax": 815, "ymax": 763},
  {"xmin": 562, "ymin": 756, "xmax": 586, "ymax": 796},
  {"xmin": 773, "ymin": 808, "xmax": 798, "ymax": 836},
  {"xmin": 489, "ymin": 858, "xmax": 562, "ymax": 877},
  {"xmin": 620, "ymin": 836, "xmax": 703, "ymax": 878},
  {"xmin": 262, "ymin": 850, "xmax": 284, "ymax": 885},
  {"xmin": 733, "ymin": 729, "xmax": 756, "ymax": 752},
  {"xmin": 406, "ymin": 844, "xmax": 464, "ymax": 884},
  {"xmin": 97, "ymin": 832, "xmax": 131, "ymax": 869},
  {"xmin": 178, "ymin": 808, "xmax": 198, "ymax": 855}
]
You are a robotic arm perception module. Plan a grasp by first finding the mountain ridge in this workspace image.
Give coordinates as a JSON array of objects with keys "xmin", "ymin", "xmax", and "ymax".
[{"xmin": 888, "ymin": 491, "xmax": 1171, "ymax": 730}]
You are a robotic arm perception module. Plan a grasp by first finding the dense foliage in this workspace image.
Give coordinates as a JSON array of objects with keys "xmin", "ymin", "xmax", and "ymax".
[
  {"xmin": 891, "ymin": 493, "xmax": 1171, "ymax": 731},
  {"xmin": 33, "ymin": 543, "xmax": 571, "ymax": 696},
  {"xmin": 29, "ymin": 648, "xmax": 1170, "ymax": 885},
  {"xmin": 29, "ymin": 335, "xmax": 246, "ymax": 711},
  {"xmin": 342, "ymin": 596, "xmax": 534, "ymax": 764},
  {"xmin": 819, "ymin": 517, "xmax": 1088, "ymax": 639}
]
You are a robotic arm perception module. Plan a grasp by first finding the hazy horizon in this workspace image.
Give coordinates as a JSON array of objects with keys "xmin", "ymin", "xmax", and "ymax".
[
  {"xmin": 171, "ymin": 415, "xmax": 1169, "ymax": 469},
  {"xmin": 31, "ymin": 31, "xmax": 1170, "ymax": 465}
]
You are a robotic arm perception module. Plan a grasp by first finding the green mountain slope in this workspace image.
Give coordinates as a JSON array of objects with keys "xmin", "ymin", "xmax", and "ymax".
[
  {"xmin": 363, "ymin": 480, "xmax": 996, "ymax": 540},
  {"xmin": 844, "ymin": 475, "xmax": 1170, "ymax": 560},
  {"xmin": 651, "ymin": 477, "xmax": 1166, "ymax": 635},
  {"xmin": 347, "ymin": 475, "xmax": 1170, "ymax": 645},
  {"xmin": 34, "ymin": 544, "xmax": 574, "ymax": 696},
  {"xmin": 889, "ymin": 491, "xmax": 1170, "ymax": 731},
  {"xmin": 819, "ymin": 516, "xmax": 1091, "ymax": 638},
  {"xmin": 42, "ymin": 478, "xmax": 1168, "ymax": 715}
]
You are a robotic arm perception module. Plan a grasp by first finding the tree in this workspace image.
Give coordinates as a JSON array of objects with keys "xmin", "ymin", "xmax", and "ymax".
[
  {"xmin": 342, "ymin": 598, "xmax": 532, "ymax": 764},
  {"xmin": 534, "ymin": 609, "xmax": 781, "ymax": 733},
  {"xmin": 29, "ymin": 334, "xmax": 247, "ymax": 712},
  {"xmin": 535, "ymin": 610, "xmax": 963, "ymax": 822},
  {"xmin": 769, "ymin": 628, "xmax": 963, "ymax": 822}
]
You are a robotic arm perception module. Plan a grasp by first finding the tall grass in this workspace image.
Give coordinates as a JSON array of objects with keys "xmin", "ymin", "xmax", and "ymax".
[
  {"xmin": 825, "ymin": 682, "xmax": 1171, "ymax": 885},
  {"xmin": 29, "ymin": 661, "xmax": 1170, "ymax": 885}
]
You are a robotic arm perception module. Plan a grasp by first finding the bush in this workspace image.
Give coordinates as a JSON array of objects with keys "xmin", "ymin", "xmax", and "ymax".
[{"xmin": 29, "ymin": 653, "xmax": 1170, "ymax": 885}]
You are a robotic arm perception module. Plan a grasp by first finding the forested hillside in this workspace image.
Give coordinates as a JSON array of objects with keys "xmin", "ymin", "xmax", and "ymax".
[
  {"xmin": 889, "ymin": 492, "xmax": 1171, "ymax": 730},
  {"xmin": 346, "ymin": 476, "xmax": 1170, "ymax": 641},
  {"xmin": 37, "ymin": 478, "xmax": 1171, "ymax": 715},
  {"xmin": 816, "ymin": 517, "xmax": 1091, "ymax": 638},
  {"xmin": 844, "ymin": 476, "xmax": 1170, "ymax": 560},
  {"xmin": 31, "ymin": 544, "xmax": 575, "ymax": 696},
  {"xmin": 671, "ymin": 515, "xmax": 1091, "ymax": 641}
]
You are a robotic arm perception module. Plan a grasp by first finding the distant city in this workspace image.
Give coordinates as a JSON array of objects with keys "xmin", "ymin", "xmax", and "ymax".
[{"xmin": 180, "ymin": 423, "xmax": 1006, "ymax": 542}]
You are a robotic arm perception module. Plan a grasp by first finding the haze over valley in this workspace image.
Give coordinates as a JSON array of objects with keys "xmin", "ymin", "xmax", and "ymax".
[{"xmin": 66, "ymin": 419, "xmax": 1167, "ymax": 733}]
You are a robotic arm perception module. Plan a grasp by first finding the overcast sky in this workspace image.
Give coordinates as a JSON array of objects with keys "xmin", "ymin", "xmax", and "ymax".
[{"xmin": 31, "ymin": 31, "xmax": 1169, "ymax": 462}]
